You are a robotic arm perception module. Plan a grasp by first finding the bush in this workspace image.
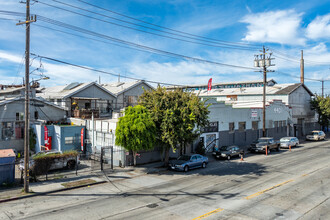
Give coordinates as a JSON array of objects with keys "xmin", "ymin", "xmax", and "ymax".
[{"xmin": 195, "ymin": 141, "xmax": 206, "ymax": 155}]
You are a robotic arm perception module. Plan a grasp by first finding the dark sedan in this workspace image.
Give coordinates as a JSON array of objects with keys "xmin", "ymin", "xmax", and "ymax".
[
  {"xmin": 169, "ymin": 154, "xmax": 208, "ymax": 172},
  {"xmin": 213, "ymin": 145, "xmax": 244, "ymax": 160}
]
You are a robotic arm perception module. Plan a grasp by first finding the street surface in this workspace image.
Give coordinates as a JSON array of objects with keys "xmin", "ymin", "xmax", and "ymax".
[{"xmin": 1, "ymin": 139, "xmax": 329, "ymax": 220}]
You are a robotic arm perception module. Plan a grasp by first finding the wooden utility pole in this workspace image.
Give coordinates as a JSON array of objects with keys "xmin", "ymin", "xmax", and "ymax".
[
  {"xmin": 254, "ymin": 46, "xmax": 275, "ymax": 137},
  {"xmin": 24, "ymin": 0, "xmax": 31, "ymax": 194},
  {"xmin": 16, "ymin": 0, "xmax": 36, "ymax": 193}
]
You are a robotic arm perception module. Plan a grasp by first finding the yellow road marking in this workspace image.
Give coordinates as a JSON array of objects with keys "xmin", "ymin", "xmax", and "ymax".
[
  {"xmin": 244, "ymin": 179, "xmax": 294, "ymax": 200},
  {"xmin": 302, "ymin": 174, "xmax": 308, "ymax": 177},
  {"xmin": 192, "ymin": 208, "xmax": 224, "ymax": 220}
]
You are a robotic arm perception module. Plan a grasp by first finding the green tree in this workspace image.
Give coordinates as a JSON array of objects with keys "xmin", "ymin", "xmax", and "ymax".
[
  {"xmin": 115, "ymin": 105, "xmax": 156, "ymax": 166},
  {"xmin": 139, "ymin": 87, "xmax": 209, "ymax": 166},
  {"xmin": 311, "ymin": 95, "xmax": 330, "ymax": 129}
]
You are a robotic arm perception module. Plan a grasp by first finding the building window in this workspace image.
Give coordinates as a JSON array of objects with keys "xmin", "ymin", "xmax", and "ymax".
[
  {"xmin": 1, "ymin": 122, "xmax": 14, "ymax": 140},
  {"xmin": 16, "ymin": 113, "xmax": 19, "ymax": 121},
  {"xmin": 229, "ymin": 122, "xmax": 235, "ymax": 132},
  {"xmin": 34, "ymin": 111, "xmax": 39, "ymax": 120},
  {"xmin": 238, "ymin": 122, "xmax": 246, "ymax": 131},
  {"xmin": 252, "ymin": 121, "xmax": 258, "ymax": 130}
]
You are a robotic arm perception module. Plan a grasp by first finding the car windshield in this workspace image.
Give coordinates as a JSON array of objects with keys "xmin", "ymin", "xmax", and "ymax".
[
  {"xmin": 280, "ymin": 138, "xmax": 290, "ymax": 142},
  {"xmin": 177, "ymin": 155, "xmax": 191, "ymax": 161},
  {"xmin": 220, "ymin": 146, "xmax": 228, "ymax": 151},
  {"xmin": 258, "ymin": 138, "xmax": 269, "ymax": 143},
  {"xmin": 308, "ymin": 132, "xmax": 318, "ymax": 135}
]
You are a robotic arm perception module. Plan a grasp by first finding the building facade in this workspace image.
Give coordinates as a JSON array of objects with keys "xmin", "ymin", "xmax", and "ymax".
[{"xmin": 200, "ymin": 99, "xmax": 292, "ymax": 150}]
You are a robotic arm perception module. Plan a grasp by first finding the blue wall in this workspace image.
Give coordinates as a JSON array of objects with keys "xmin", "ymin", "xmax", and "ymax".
[
  {"xmin": 59, "ymin": 125, "xmax": 85, "ymax": 152},
  {"xmin": 0, "ymin": 156, "xmax": 15, "ymax": 185},
  {"xmin": 34, "ymin": 125, "xmax": 85, "ymax": 153}
]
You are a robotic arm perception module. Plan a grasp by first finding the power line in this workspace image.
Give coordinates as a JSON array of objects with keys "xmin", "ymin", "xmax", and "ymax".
[
  {"xmin": 66, "ymin": 0, "xmax": 261, "ymax": 48},
  {"xmin": 33, "ymin": 14, "xmax": 258, "ymax": 70},
  {"xmin": 30, "ymin": 53, "xmax": 189, "ymax": 86},
  {"xmin": 34, "ymin": 0, "xmax": 258, "ymax": 51}
]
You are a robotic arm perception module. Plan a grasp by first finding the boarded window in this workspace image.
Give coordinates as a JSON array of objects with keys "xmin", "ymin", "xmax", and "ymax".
[
  {"xmin": 238, "ymin": 122, "xmax": 246, "ymax": 131},
  {"xmin": 229, "ymin": 122, "xmax": 235, "ymax": 132},
  {"xmin": 252, "ymin": 121, "xmax": 258, "ymax": 130}
]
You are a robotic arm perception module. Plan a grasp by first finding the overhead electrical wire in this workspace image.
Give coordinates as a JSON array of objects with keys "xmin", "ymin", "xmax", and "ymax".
[
  {"xmin": 0, "ymin": 10, "xmax": 258, "ymax": 71},
  {"xmin": 34, "ymin": 0, "xmax": 259, "ymax": 50},
  {"xmin": 34, "ymin": 0, "xmax": 257, "ymax": 51},
  {"xmin": 34, "ymin": 15, "xmax": 258, "ymax": 71},
  {"xmin": 75, "ymin": 0, "xmax": 261, "ymax": 48},
  {"xmin": 30, "ymin": 53, "xmax": 187, "ymax": 87}
]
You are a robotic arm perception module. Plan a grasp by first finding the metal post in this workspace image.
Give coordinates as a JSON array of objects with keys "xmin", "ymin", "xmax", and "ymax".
[
  {"xmin": 322, "ymin": 80, "xmax": 324, "ymax": 98},
  {"xmin": 262, "ymin": 46, "xmax": 266, "ymax": 137},
  {"xmin": 24, "ymin": 0, "xmax": 31, "ymax": 193},
  {"xmin": 100, "ymin": 147, "xmax": 104, "ymax": 171},
  {"xmin": 111, "ymin": 146, "xmax": 113, "ymax": 170}
]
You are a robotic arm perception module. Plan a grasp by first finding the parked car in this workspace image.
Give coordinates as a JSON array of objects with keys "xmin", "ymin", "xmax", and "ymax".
[
  {"xmin": 280, "ymin": 137, "xmax": 299, "ymax": 148},
  {"xmin": 19, "ymin": 150, "xmax": 79, "ymax": 172},
  {"xmin": 169, "ymin": 154, "xmax": 208, "ymax": 172},
  {"xmin": 306, "ymin": 130, "xmax": 326, "ymax": 141},
  {"xmin": 250, "ymin": 137, "xmax": 280, "ymax": 154},
  {"xmin": 212, "ymin": 145, "xmax": 244, "ymax": 160}
]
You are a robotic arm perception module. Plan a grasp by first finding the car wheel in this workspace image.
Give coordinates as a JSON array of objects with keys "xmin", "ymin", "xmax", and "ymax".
[
  {"xmin": 277, "ymin": 146, "xmax": 280, "ymax": 152},
  {"xmin": 184, "ymin": 165, "xmax": 189, "ymax": 172},
  {"xmin": 227, "ymin": 155, "xmax": 231, "ymax": 160},
  {"xmin": 67, "ymin": 160, "xmax": 76, "ymax": 170},
  {"xmin": 202, "ymin": 162, "xmax": 206, "ymax": 168}
]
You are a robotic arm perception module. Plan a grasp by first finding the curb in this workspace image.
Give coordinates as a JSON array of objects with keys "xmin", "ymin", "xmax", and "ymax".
[{"xmin": 0, "ymin": 180, "xmax": 107, "ymax": 204}]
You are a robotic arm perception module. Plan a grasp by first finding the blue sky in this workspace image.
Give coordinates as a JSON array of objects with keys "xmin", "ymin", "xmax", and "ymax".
[{"xmin": 0, "ymin": 0, "xmax": 330, "ymax": 94}]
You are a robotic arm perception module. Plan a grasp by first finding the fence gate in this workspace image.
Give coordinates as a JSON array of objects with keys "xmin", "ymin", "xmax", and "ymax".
[{"xmin": 90, "ymin": 146, "xmax": 113, "ymax": 173}]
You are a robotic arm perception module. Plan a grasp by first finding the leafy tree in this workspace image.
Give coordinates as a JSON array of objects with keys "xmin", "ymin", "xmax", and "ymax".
[
  {"xmin": 311, "ymin": 95, "xmax": 330, "ymax": 129},
  {"xmin": 115, "ymin": 105, "xmax": 156, "ymax": 166},
  {"xmin": 139, "ymin": 87, "xmax": 209, "ymax": 166}
]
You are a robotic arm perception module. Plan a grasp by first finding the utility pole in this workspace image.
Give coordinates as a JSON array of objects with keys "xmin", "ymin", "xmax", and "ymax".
[
  {"xmin": 254, "ymin": 46, "xmax": 275, "ymax": 137},
  {"xmin": 16, "ymin": 0, "xmax": 36, "ymax": 193}
]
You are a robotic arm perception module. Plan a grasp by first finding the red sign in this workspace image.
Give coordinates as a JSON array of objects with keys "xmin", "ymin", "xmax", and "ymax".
[
  {"xmin": 44, "ymin": 126, "xmax": 48, "ymax": 144},
  {"xmin": 207, "ymin": 78, "xmax": 212, "ymax": 91},
  {"xmin": 81, "ymin": 128, "xmax": 84, "ymax": 151}
]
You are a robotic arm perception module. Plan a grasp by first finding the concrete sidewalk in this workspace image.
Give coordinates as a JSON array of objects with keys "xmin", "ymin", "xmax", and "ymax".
[{"xmin": 0, "ymin": 160, "xmax": 168, "ymax": 203}]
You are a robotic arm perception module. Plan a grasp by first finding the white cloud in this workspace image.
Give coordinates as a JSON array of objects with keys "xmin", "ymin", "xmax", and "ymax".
[
  {"xmin": 0, "ymin": 51, "xmax": 23, "ymax": 64},
  {"xmin": 241, "ymin": 10, "xmax": 305, "ymax": 45},
  {"xmin": 306, "ymin": 14, "xmax": 330, "ymax": 39}
]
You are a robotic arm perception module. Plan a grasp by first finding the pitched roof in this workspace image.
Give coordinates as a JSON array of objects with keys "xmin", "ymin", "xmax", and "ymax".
[
  {"xmin": 38, "ymin": 82, "xmax": 116, "ymax": 99},
  {"xmin": 0, "ymin": 96, "xmax": 66, "ymax": 110},
  {"xmin": 274, "ymin": 83, "xmax": 314, "ymax": 96},
  {"xmin": 101, "ymin": 80, "xmax": 153, "ymax": 95}
]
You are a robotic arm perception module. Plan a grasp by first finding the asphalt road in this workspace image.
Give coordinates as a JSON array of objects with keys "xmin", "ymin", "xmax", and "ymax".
[{"xmin": 1, "ymin": 139, "xmax": 329, "ymax": 220}]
